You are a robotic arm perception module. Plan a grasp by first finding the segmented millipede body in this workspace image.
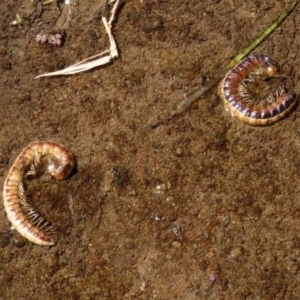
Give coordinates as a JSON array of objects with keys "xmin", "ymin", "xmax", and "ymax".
[
  {"xmin": 3, "ymin": 141, "xmax": 75, "ymax": 246},
  {"xmin": 219, "ymin": 54, "xmax": 297, "ymax": 125}
]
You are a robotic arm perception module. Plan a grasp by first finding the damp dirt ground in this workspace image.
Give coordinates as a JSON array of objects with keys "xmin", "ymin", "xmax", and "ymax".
[{"xmin": 1, "ymin": 1, "xmax": 300, "ymax": 299}]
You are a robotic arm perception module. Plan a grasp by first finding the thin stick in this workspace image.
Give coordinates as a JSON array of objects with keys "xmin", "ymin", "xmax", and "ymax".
[{"xmin": 160, "ymin": 0, "xmax": 299, "ymax": 126}]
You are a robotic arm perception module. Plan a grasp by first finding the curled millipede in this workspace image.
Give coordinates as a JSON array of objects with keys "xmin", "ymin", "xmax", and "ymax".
[
  {"xmin": 219, "ymin": 54, "xmax": 297, "ymax": 125},
  {"xmin": 3, "ymin": 141, "xmax": 76, "ymax": 246}
]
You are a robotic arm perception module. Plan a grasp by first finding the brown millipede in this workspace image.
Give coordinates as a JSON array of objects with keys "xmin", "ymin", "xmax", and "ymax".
[
  {"xmin": 3, "ymin": 141, "xmax": 76, "ymax": 246},
  {"xmin": 220, "ymin": 54, "xmax": 297, "ymax": 125}
]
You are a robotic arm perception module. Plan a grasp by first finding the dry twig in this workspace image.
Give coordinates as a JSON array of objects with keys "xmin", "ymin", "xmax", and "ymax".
[{"xmin": 35, "ymin": 0, "xmax": 120, "ymax": 78}]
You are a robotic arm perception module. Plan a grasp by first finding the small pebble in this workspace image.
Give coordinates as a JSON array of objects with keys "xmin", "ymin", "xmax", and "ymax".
[
  {"xmin": 175, "ymin": 147, "xmax": 183, "ymax": 156},
  {"xmin": 228, "ymin": 246, "xmax": 244, "ymax": 259}
]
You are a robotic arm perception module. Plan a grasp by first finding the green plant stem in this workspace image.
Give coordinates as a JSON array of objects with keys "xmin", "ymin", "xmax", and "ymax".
[{"xmin": 230, "ymin": 0, "xmax": 300, "ymax": 67}]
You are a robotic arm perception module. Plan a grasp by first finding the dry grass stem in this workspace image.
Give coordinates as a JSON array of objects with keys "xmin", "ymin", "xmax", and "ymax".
[{"xmin": 35, "ymin": 0, "xmax": 120, "ymax": 78}]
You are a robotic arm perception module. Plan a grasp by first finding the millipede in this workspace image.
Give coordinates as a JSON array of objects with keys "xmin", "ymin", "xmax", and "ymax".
[
  {"xmin": 219, "ymin": 54, "xmax": 297, "ymax": 125},
  {"xmin": 2, "ymin": 141, "xmax": 76, "ymax": 246}
]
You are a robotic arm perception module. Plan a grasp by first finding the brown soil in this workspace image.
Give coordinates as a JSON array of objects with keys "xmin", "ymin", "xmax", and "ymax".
[{"xmin": 1, "ymin": 0, "xmax": 300, "ymax": 299}]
